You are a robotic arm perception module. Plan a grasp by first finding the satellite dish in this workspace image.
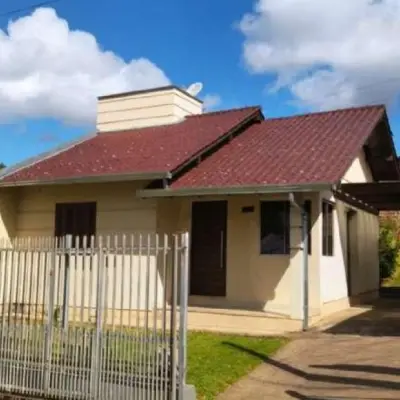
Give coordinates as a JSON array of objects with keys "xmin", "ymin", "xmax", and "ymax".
[{"xmin": 186, "ymin": 82, "xmax": 203, "ymax": 97}]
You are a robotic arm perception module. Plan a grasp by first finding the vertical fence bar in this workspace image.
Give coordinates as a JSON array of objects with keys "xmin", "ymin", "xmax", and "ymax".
[
  {"xmin": 161, "ymin": 234, "xmax": 168, "ymax": 400},
  {"xmin": 169, "ymin": 235, "xmax": 178, "ymax": 400},
  {"xmin": 26, "ymin": 238, "xmax": 34, "ymax": 394},
  {"xmin": 152, "ymin": 234, "xmax": 159, "ymax": 400},
  {"xmin": 88, "ymin": 236, "xmax": 94, "ymax": 327},
  {"xmin": 54, "ymin": 237, "xmax": 63, "ymax": 397},
  {"xmin": 128, "ymin": 234, "xmax": 134, "ymax": 398},
  {"xmin": 44, "ymin": 238, "xmax": 57, "ymax": 394},
  {"xmin": 178, "ymin": 233, "xmax": 189, "ymax": 400},
  {"xmin": 104, "ymin": 236, "xmax": 111, "ymax": 398},
  {"xmin": 21, "ymin": 238, "xmax": 29, "ymax": 394},
  {"xmin": 90, "ymin": 236, "xmax": 104, "ymax": 399},
  {"xmin": 136, "ymin": 234, "xmax": 143, "ymax": 400},
  {"xmin": 111, "ymin": 236, "xmax": 118, "ymax": 331},
  {"xmin": 7, "ymin": 239, "xmax": 17, "ymax": 389},
  {"xmin": 72, "ymin": 236, "xmax": 80, "ymax": 396},
  {"xmin": 0, "ymin": 241, "xmax": 10, "ymax": 391},
  {"xmin": 62, "ymin": 235, "xmax": 72, "ymax": 331},
  {"xmin": 0, "ymin": 232, "xmax": 188, "ymax": 400},
  {"xmin": 119, "ymin": 235, "xmax": 126, "ymax": 400},
  {"xmin": 144, "ymin": 233, "xmax": 151, "ymax": 395},
  {"xmin": 5, "ymin": 242, "xmax": 13, "ymax": 391}
]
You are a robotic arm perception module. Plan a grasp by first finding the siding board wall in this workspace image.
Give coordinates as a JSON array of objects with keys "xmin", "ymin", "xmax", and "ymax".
[
  {"xmin": 7, "ymin": 182, "xmax": 164, "ymax": 317},
  {"xmin": 0, "ymin": 188, "xmax": 19, "ymax": 239},
  {"xmin": 16, "ymin": 182, "xmax": 156, "ymax": 237}
]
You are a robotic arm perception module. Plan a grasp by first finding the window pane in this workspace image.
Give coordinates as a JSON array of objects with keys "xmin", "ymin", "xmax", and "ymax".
[
  {"xmin": 322, "ymin": 201, "xmax": 334, "ymax": 256},
  {"xmin": 55, "ymin": 202, "xmax": 97, "ymax": 246},
  {"xmin": 260, "ymin": 201, "xmax": 290, "ymax": 254},
  {"xmin": 327, "ymin": 203, "xmax": 333, "ymax": 255}
]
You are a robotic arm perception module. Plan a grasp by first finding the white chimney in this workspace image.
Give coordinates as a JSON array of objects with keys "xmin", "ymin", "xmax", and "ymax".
[{"xmin": 96, "ymin": 86, "xmax": 203, "ymax": 132}]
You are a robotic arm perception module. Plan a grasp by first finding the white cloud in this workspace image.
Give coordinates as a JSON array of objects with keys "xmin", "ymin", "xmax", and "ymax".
[
  {"xmin": 0, "ymin": 8, "xmax": 170, "ymax": 125},
  {"xmin": 239, "ymin": 0, "xmax": 400, "ymax": 110},
  {"xmin": 202, "ymin": 94, "xmax": 222, "ymax": 110}
]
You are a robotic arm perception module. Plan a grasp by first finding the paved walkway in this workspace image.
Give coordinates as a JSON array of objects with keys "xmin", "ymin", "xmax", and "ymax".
[{"xmin": 218, "ymin": 301, "xmax": 400, "ymax": 400}]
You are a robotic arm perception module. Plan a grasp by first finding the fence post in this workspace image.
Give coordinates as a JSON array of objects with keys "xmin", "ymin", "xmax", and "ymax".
[
  {"xmin": 90, "ymin": 236, "xmax": 104, "ymax": 398},
  {"xmin": 178, "ymin": 232, "xmax": 189, "ymax": 399},
  {"xmin": 169, "ymin": 235, "xmax": 179, "ymax": 400},
  {"xmin": 44, "ymin": 238, "xmax": 57, "ymax": 393},
  {"xmin": 62, "ymin": 235, "xmax": 72, "ymax": 330}
]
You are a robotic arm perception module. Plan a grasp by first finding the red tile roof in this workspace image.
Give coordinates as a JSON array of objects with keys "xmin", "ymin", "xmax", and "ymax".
[
  {"xmin": 2, "ymin": 107, "xmax": 260, "ymax": 184},
  {"xmin": 171, "ymin": 105, "xmax": 386, "ymax": 189}
]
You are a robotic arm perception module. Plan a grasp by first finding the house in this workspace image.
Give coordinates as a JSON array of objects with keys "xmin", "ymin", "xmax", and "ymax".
[{"xmin": 0, "ymin": 85, "xmax": 398, "ymax": 334}]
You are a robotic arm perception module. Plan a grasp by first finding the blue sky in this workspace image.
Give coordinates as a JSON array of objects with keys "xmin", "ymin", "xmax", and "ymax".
[{"xmin": 1, "ymin": 0, "xmax": 400, "ymax": 166}]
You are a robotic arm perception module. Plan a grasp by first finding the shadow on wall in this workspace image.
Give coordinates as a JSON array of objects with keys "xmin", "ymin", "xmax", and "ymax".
[{"xmin": 336, "ymin": 200, "xmax": 352, "ymax": 298}]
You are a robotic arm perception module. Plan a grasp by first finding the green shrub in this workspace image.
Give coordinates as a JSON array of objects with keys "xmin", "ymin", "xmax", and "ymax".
[{"xmin": 379, "ymin": 217, "xmax": 400, "ymax": 281}]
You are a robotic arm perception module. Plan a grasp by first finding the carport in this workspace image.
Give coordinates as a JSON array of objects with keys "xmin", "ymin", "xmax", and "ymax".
[
  {"xmin": 337, "ymin": 181, "xmax": 400, "ymax": 300},
  {"xmin": 337, "ymin": 181, "xmax": 400, "ymax": 211}
]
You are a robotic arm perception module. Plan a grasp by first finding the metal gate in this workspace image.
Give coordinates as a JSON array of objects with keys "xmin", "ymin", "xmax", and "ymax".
[{"xmin": 0, "ymin": 232, "xmax": 190, "ymax": 400}]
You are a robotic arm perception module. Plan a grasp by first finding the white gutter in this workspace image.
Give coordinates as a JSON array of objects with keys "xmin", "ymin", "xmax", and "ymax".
[
  {"xmin": 137, "ymin": 183, "xmax": 332, "ymax": 198},
  {"xmin": 0, "ymin": 171, "xmax": 171, "ymax": 187},
  {"xmin": 289, "ymin": 193, "xmax": 309, "ymax": 331}
]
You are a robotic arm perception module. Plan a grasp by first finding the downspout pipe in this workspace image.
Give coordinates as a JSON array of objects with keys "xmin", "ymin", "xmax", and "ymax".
[{"xmin": 289, "ymin": 193, "xmax": 309, "ymax": 331}]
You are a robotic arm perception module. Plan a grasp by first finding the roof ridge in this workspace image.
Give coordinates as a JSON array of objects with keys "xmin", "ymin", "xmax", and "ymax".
[
  {"xmin": 96, "ymin": 106, "xmax": 262, "ymax": 136},
  {"xmin": 263, "ymin": 104, "xmax": 385, "ymax": 123},
  {"xmin": 189, "ymin": 105, "xmax": 261, "ymax": 118}
]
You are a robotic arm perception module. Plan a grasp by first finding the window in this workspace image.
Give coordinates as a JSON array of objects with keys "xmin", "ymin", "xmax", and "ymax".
[
  {"xmin": 55, "ymin": 202, "xmax": 96, "ymax": 246},
  {"xmin": 260, "ymin": 201, "xmax": 290, "ymax": 254},
  {"xmin": 322, "ymin": 201, "xmax": 334, "ymax": 256},
  {"xmin": 304, "ymin": 200, "xmax": 312, "ymax": 255}
]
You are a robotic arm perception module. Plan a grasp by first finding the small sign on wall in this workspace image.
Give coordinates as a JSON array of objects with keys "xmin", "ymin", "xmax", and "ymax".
[{"xmin": 241, "ymin": 206, "xmax": 255, "ymax": 213}]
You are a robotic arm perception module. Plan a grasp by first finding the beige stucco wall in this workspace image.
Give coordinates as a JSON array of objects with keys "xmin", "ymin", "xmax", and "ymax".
[
  {"xmin": 157, "ymin": 193, "xmax": 320, "ymax": 319},
  {"xmin": 0, "ymin": 148, "xmax": 379, "ymax": 322},
  {"xmin": 341, "ymin": 150, "xmax": 373, "ymax": 183},
  {"xmin": 1, "ymin": 182, "xmax": 164, "ymax": 319},
  {"xmin": 0, "ymin": 188, "xmax": 19, "ymax": 240},
  {"xmin": 15, "ymin": 181, "xmax": 156, "ymax": 237},
  {"xmin": 321, "ymin": 149, "xmax": 379, "ymax": 312}
]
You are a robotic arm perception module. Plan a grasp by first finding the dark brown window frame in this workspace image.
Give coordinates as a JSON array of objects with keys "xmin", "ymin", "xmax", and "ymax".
[
  {"xmin": 260, "ymin": 201, "xmax": 290, "ymax": 255},
  {"xmin": 322, "ymin": 200, "xmax": 334, "ymax": 256},
  {"xmin": 55, "ymin": 202, "xmax": 97, "ymax": 246}
]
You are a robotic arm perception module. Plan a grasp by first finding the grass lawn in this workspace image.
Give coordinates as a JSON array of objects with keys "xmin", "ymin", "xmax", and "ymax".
[
  {"xmin": 187, "ymin": 332, "xmax": 286, "ymax": 400},
  {"xmin": 1, "ymin": 325, "xmax": 286, "ymax": 399}
]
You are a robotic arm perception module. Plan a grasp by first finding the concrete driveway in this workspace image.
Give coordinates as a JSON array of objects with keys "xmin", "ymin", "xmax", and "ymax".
[{"xmin": 218, "ymin": 300, "xmax": 400, "ymax": 400}]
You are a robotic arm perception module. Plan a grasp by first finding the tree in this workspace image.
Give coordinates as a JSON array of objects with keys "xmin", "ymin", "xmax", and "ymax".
[
  {"xmin": 0, "ymin": 162, "xmax": 5, "ymax": 170},
  {"xmin": 379, "ymin": 215, "xmax": 400, "ymax": 281}
]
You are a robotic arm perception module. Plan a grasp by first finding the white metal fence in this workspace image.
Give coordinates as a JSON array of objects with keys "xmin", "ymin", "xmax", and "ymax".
[{"xmin": 0, "ymin": 232, "xmax": 190, "ymax": 400}]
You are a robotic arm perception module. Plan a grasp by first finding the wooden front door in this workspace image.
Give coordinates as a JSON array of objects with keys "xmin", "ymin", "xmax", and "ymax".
[{"xmin": 190, "ymin": 201, "xmax": 227, "ymax": 296}]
